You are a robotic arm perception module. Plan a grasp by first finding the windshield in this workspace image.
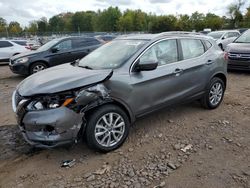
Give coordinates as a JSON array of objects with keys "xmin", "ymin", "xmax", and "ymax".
[
  {"xmin": 234, "ymin": 30, "xmax": 250, "ymax": 43},
  {"xmin": 78, "ymin": 39, "xmax": 146, "ymax": 69},
  {"xmin": 208, "ymin": 32, "xmax": 225, "ymax": 39},
  {"xmin": 37, "ymin": 39, "xmax": 60, "ymax": 51}
]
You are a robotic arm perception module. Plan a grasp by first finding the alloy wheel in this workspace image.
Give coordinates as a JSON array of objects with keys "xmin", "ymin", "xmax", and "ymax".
[{"xmin": 209, "ymin": 82, "xmax": 223, "ymax": 106}]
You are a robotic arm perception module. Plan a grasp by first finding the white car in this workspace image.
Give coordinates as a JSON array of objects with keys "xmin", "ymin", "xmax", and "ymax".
[
  {"xmin": 0, "ymin": 40, "xmax": 30, "ymax": 64},
  {"xmin": 208, "ymin": 30, "xmax": 240, "ymax": 50}
]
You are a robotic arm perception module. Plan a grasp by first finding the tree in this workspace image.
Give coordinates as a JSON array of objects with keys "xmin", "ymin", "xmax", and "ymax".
[
  {"xmin": 27, "ymin": 21, "xmax": 38, "ymax": 34},
  {"xmin": 8, "ymin": 21, "xmax": 22, "ymax": 34},
  {"xmin": 227, "ymin": 0, "xmax": 246, "ymax": 28},
  {"xmin": 93, "ymin": 7, "xmax": 121, "ymax": 31},
  {"xmin": 71, "ymin": 11, "xmax": 95, "ymax": 32},
  {"xmin": 0, "ymin": 17, "xmax": 7, "ymax": 33},
  {"xmin": 37, "ymin": 17, "xmax": 48, "ymax": 33},
  {"xmin": 190, "ymin": 12, "xmax": 205, "ymax": 31},
  {"xmin": 204, "ymin": 13, "xmax": 224, "ymax": 30},
  {"xmin": 150, "ymin": 15, "xmax": 177, "ymax": 33},
  {"xmin": 176, "ymin": 14, "xmax": 191, "ymax": 31}
]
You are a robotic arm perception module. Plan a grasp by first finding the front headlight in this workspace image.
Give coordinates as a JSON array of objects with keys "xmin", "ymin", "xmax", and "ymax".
[
  {"xmin": 26, "ymin": 94, "xmax": 74, "ymax": 111},
  {"xmin": 16, "ymin": 57, "xmax": 29, "ymax": 64}
]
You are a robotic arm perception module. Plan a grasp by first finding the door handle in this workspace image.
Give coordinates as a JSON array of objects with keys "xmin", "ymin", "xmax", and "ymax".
[
  {"xmin": 206, "ymin": 60, "xmax": 215, "ymax": 65},
  {"xmin": 173, "ymin": 68, "xmax": 183, "ymax": 76}
]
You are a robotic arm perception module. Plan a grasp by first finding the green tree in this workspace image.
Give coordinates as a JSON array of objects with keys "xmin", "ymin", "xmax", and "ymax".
[
  {"xmin": 0, "ymin": 17, "xmax": 7, "ymax": 33},
  {"xmin": 204, "ymin": 13, "xmax": 224, "ymax": 30},
  {"xmin": 8, "ymin": 21, "xmax": 22, "ymax": 34},
  {"xmin": 150, "ymin": 15, "xmax": 177, "ymax": 33},
  {"xmin": 93, "ymin": 7, "xmax": 121, "ymax": 31},
  {"xmin": 190, "ymin": 11, "xmax": 205, "ymax": 31},
  {"xmin": 71, "ymin": 11, "xmax": 95, "ymax": 32},
  {"xmin": 27, "ymin": 21, "xmax": 38, "ymax": 34},
  {"xmin": 227, "ymin": 0, "xmax": 246, "ymax": 28},
  {"xmin": 37, "ymin": 17, "xmax": 48, "ymax": 33},
  {"xmin": 176, "ymin": 14, "xmax": 191, "ymax": 31}
]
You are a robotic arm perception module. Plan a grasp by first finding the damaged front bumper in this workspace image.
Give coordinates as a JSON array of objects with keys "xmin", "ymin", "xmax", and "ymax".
[{"xmin": 18, "ymin": 106, "xmax": 84, "ymax": 148}]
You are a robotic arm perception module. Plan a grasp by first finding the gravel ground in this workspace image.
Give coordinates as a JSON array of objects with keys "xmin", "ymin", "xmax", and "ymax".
[{"xmin": 0, "ymin": 65, "xmax": 249, "ymax": 188}]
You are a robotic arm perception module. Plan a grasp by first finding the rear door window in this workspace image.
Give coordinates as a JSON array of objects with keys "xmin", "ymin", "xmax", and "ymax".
[
  {"xmin": 180, "ymin": 39, "xmax": 205, "ymax": 60},
  {"xmin": 0, "ymin": 41, "xmax": 13, "ymax": 48},
  {"xmin": 73, "ymin": 38, "xmax": 101, "ymax": 48}
]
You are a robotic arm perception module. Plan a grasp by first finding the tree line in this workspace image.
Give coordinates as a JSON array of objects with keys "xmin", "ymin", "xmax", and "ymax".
[{"xmin": 0, "ymin": 0, "xmax": 250, "ymax": 37}]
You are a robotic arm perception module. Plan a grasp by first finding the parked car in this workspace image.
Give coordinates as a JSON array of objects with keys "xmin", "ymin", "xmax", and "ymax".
[
  {"xmin": 208, "ymin": 30, "xmax": 240, "ymax": 50},
  {"xmin": 9, "ymin": 36, "xmax": 102, "ymax": 75},
  {"xmin": 0, "ymin": 40, "xmax": 30, "ymax": 64},
  {"xmin": 225, "ymin": 29, "xmax": 250, "ymax": 70},
  {"xmin": 12, "ymin": 32, "xmax": 227, "ymax": 152}
]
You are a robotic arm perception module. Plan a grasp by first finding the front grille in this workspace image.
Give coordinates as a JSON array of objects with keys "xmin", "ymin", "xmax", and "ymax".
[{"xmin": 228, "ymin": 52, "xmax": 250, "ymax": 61}]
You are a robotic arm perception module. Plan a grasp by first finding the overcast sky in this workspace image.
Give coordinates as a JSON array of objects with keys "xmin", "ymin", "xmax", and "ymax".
[{"xmin": 0, "ymin": 0, "xmax": 249, "ymax": 26}]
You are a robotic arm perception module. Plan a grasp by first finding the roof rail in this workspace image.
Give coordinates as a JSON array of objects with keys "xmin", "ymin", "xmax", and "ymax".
[{"xmin": 158, "ymin": 31, "xmax": 204, "ymax": 36}]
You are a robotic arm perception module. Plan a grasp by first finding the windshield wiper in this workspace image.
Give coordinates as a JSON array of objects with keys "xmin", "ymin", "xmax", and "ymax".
[{"xmin": 79, "ymin": 65, "xmax": 93, "ymax": 70}]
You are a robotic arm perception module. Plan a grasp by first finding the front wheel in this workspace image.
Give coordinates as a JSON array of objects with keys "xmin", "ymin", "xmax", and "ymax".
[
  {"xmin": 85, "ymin": 104, "xmax": 130, "ymax": 152},
  {"xmin": 30, "ymin": 62, "xmax": 47, "ymax": 74},
  {"xmin": 201, "ymin": 77, "xmax": 225, "ymax": 109}
]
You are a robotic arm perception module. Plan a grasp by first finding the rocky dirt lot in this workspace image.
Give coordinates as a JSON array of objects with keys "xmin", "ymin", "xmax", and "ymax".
[{"xmin": 0, "ymin": 65, "xmax": 249, "ymax": 188}]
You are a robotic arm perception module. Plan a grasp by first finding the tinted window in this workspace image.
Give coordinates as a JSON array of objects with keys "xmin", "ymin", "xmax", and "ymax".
[
  {"xmin": 74, "ymin": 38, "xmax": 100, "ymax": 48},
  {"xmin": 234, "ymin": 30, "xmax": 250, "ymax": 43},
  {"xmin": 12, "ymin": 41, "xmax": 27, "ymax": 46},
  {"xmin": 180, "ymin": 39, "xmax": 205, "ymax": 60},
  {"xmin": 0, "ymin": 41, "xmax": 13, "ymax": 48},
  {"xmin": 55, "ymin": 40, "xmax": 72, "ymax": 51},
  {"xmin": 140, "ymin": 40, "xmax": 178, "ymax": 66}
]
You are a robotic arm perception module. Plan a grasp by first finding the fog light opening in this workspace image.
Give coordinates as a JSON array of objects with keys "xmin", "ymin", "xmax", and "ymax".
[{"xmin": 45, "ymin": 125, "xmax": 55, "ymax": 132}]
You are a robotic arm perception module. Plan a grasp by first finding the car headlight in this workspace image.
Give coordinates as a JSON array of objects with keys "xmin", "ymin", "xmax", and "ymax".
[
  {"xmin": 26, "ymin": 94, "xmax": 74, "ymax": 111},
  {"xmin": 16, "ymin": 57, "xmax": 29, "ymax": 64}
]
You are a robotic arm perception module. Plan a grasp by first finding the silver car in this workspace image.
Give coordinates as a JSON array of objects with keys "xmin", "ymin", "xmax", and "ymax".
[
  {"xmin": 208, "ymin": 30, "xmax": 240, "ymax": 50},
  {"xmin": 12, "ymin": 32, "xmax": 227, "ymax": 152}
]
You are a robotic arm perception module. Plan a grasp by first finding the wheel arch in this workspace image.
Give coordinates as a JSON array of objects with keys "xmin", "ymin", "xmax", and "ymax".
[
  {"xmin": 29, "ymin": 60, "xmax": 49, "ymax": 73},
  {"xmin": 211, "ymin": 72, "xmax": 227, "ymax": 88}
]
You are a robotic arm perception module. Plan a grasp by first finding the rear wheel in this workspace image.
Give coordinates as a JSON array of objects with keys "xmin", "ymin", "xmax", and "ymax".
[
  {"xmin": 30, "ymin": 62, "xmax": 47, "ymax": 74},
  {"xmin": 85, "ymin": 104, "xmax": 130, "ymax": 152},
  {"xmin": 201, "ymin": 77, "xmax": 225, "ymax": 109}
]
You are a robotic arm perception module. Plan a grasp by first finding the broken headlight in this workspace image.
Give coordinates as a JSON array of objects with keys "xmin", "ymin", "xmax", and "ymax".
[{"xmin": 26, "ymin": 93, "xmax": 74, "ymax": 111}]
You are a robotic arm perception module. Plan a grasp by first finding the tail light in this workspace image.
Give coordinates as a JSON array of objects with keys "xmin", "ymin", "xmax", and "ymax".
[{"xmin": 224, "ymin": 52, "xmax": 228, "ymax": 61}]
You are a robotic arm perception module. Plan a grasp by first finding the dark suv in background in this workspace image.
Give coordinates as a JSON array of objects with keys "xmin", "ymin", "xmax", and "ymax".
[
  {"xmin": 12, "ymin": 32, "xmax": 227, "ymax": 152},
  {"xmin": 9, "ymin": 36, "xmax": 102, "ymax": 75},
  {"xmin": 225, "ymin": 29, "xmax": 250, "ymax": 70}
]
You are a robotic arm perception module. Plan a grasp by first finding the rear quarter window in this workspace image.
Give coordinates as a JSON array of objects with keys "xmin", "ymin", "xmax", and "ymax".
[
  {"xmin": 180, "ymin": 39, "xmax": 205, "ymax": 60},
  {"xmin": 204, "ymin": 40, "xmax": 212, "ymax": 49},
  {"xmin": 0, "ymin": 41, "xmax": 13, "ymax": 48}
]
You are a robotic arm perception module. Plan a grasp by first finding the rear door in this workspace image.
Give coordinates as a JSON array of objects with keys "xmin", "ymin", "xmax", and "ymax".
[{"xmin": 0, "ymin": 41, "xmax": 14, "ymax": 60}]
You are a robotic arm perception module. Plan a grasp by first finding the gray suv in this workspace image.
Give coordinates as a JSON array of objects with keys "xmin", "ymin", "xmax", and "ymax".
[{"xmin": 12, "ymin": 32, "xmax": 227, "ymax": 152}]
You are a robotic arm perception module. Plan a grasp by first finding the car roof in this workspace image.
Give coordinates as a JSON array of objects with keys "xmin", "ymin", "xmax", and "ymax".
[
  {"xmin": 116, "ymin": 32, "xmax": 211, "ymax": 41},
  {"xmin": 209, "ymin": 30, "xmax": 239, "ymax": 33}
]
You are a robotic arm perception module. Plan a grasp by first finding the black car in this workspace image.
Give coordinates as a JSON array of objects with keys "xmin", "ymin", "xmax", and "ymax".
[
  {"xmin": 225, "ymin": 29, "xmax": 250, "ymax": 71},
  {"xmin": 9, "ymin": 36, "xmax": 102, "ymax": 75}
]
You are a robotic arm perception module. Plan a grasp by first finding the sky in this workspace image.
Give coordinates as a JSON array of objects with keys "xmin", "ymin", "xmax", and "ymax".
[{"xmin": 0, "ymin": 0, "xmax": 249, "ymax": 27}]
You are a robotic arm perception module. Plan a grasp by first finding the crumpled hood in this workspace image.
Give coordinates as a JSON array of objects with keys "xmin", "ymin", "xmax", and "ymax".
[
  {"xmin": 226, "ymin": 43, "xmax": 250, "ymax": 53},
  {"xmin": 17, "ymin": 64, "xmax": 113, "ymax": 97},
  {"xmin": 12, "ymin": 50, "xmax": 43, "ymax": 60}
]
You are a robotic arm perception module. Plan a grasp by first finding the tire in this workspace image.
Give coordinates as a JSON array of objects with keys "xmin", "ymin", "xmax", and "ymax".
[
  {"xmin": 30, "ymin": 62, "xmax": 47, "ymax": 74},
  {"xmin": 85, "ymin": 104, "xmax": 130, "ymax": 152},
  {"xmin": 201, "ymin": 77, "xmax": 225, "ymax": 109}
]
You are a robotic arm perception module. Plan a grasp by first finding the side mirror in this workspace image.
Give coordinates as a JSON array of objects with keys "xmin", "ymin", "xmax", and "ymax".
[
  {"xmin": 51, "ymin": 47, "xmax": 59, "ymax": 53},
  {"xmin": 135, "ymin": 60, "xmax": 158, "ymax": 71}
]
